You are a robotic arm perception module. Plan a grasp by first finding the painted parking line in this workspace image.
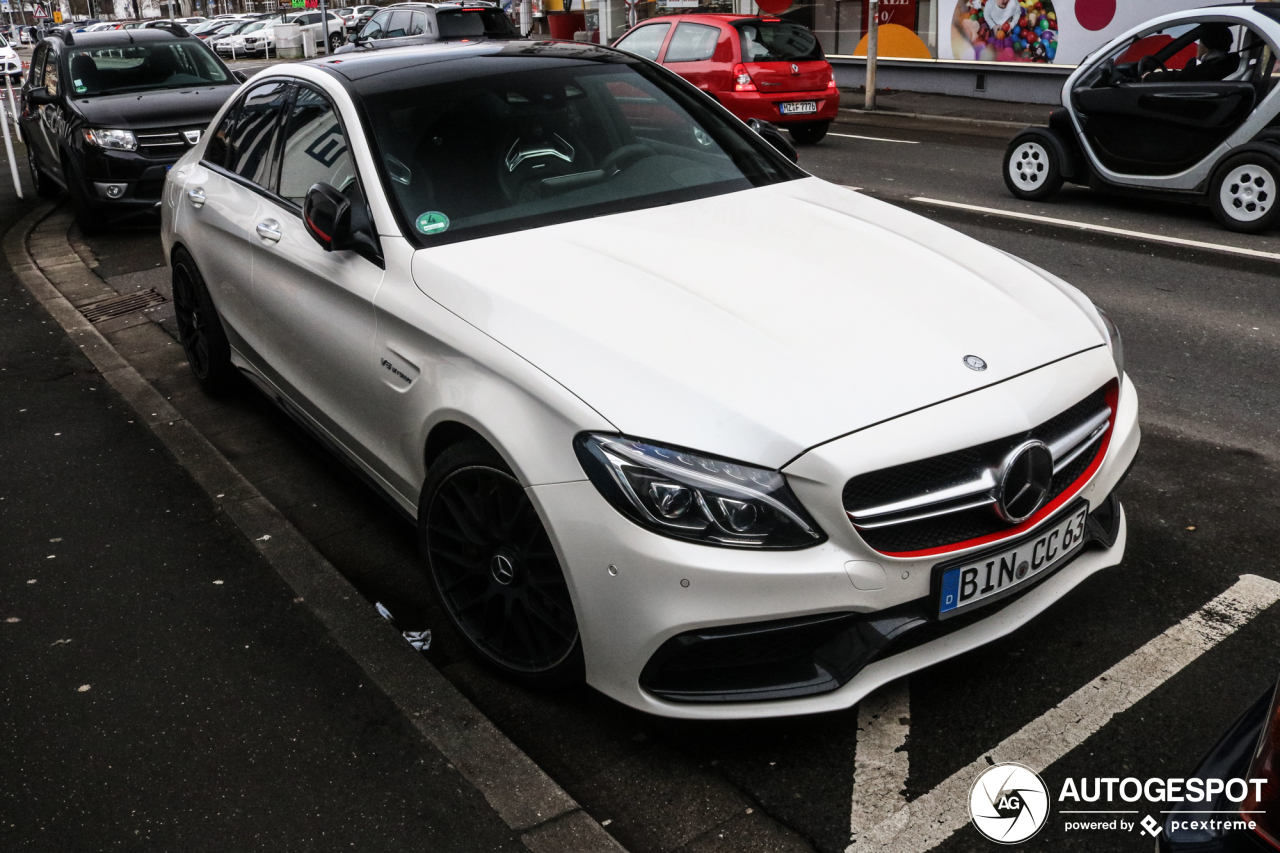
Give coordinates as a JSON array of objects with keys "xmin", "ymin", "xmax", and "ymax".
[
  {"xmin": 911, "ymin": 196, "xmax": 1280, "ymax": 262},
  {"xmin": 847, "ymin": 574, "xmax": 1280, "ymax": 853},
  {"xmin": 850, "ymin": 679, "xmax": 911, "ymax": 845},
  {"xmin": 829, "ymin": 133, "xmax": 921, "ymax": 144}
]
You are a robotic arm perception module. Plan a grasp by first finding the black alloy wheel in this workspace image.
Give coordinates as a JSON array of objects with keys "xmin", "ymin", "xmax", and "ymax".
[
  {"xmin": 788, "ymin": 120, "xmax": 830, "ymax": 145},
  {"xmin": 28, "ymin": 147, "xmax": 58, "ymax": 199},
  {"xmin": 420, "ymin": 442, "xmax": 583, "ymax": 685},
  {"xmin": 171, "ymin": 248, "xmax": 237, "ymax": 394}
]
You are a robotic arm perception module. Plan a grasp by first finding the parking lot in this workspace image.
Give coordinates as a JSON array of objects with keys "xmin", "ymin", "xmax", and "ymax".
[{"xmin": 3, "ymin": 89, "xmax": 1277, "ymax": 852}]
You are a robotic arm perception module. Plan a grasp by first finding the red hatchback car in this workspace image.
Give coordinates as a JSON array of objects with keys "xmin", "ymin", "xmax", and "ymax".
[{"xmin": 612, "ymin": 14, "xmax": 839, "ymax": 144}]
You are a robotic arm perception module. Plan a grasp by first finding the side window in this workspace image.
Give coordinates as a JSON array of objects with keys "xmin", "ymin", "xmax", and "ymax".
[
  {"xmin": 205, "ymin": 105, "xmax": 237, "ymax": 169},
  {"xmin": 386, "ymin": 11, "xmax": 412, "ymax": 39},
  {"xmin": 361, "ymin": 10, "xmax": 390, "ymax": 39},
  {"xmin": 409, "ymin": 12, "xmax": 428, "ymax": 36},
  {"xmin": 665, "ymin": 23, "xmax": 720, "ymax": 63},
  {"xmin": 43, "ymin": 48, "xmax": 59, "ymax": 96},
  {"xmin": 227, "ymin": 81, "xmax": 290, "ymax": 188},
  {"xmin": 614, "ymin": 23, "xmax": 670, "ymax": 61},
  {"xmin": 278, "ymin": 87, "xmax": 356, "ymax": 207},
  {"xmin": 29, "ymin": 43, "xmax": 46, "ymax": 86}
]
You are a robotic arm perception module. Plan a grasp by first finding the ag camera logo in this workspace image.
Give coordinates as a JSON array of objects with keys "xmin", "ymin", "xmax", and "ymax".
[{"xmin": 969, "ymin": 762, "xmax": 1051, "ymax": 844}]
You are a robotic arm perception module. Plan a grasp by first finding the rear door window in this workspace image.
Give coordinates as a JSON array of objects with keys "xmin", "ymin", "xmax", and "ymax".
[
  {"xmin": 614, "ymin": 23, "xmax": 670, "ymax": 61},
  {"xmin": 226, "ymin": 81, "xmax": 290, "ymax": 188},
  {"xmin": 664, "ymin": 23, "xmax": 719, "ymax": 63},
  {"xmin": 735, "ymin": 21, "xmax": 823, "ymax": 62}
]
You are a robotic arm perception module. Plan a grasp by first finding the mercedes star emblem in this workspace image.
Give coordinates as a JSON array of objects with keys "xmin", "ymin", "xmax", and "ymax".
[
  {"xmin": 963, "ymin": 354, "xmax": 987, "ymax": 371},
  {"xmin": 490, "ymin": 554, "xmax": 515, "ymax": 585},
  {"xmin": 995, "ymin": 440, "xmax": 1055, "ymax": 523}
]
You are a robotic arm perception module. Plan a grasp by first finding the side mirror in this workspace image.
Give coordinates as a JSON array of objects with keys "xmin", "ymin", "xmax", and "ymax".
[
  {"xmin": 302, "ymin": 181, "xmax": 383, "ymax": 265},
  {"xmin": 232, "ymin": 69, "xmax": 248, "ymax": 83},
  {"xmin": 302, "ymin": 181, "xmax": 352, "ymax": 252},
  {"xmin": 26, "ymin": 85, "xmax": 56, "ymax": 106},
  {"xmin": 747, "ymin": 118, "xmax": 798, "ymax": 164}
]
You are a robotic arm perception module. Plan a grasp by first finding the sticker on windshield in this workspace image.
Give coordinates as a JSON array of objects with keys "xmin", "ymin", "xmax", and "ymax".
[
  {"xmin": 416, "ymin": 211, "xmax": 450, "ymax": 236},
  {"xmin": 73, "ymin": 78, "xmax": 86, "ymax": 92}
]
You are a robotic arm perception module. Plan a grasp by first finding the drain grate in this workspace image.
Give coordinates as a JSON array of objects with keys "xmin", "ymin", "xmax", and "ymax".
[{"xmin": 81, "ymin": 289, "xmax": 170, "ymax": 323}]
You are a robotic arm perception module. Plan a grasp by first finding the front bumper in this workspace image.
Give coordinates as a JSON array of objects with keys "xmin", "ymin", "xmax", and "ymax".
[
  {"xmin": 718, "ymin": 89, "xmax": 840, "ymax": 125},
  {"xmin": 73, "ymin": 146, "xmax": 182, "ymax": 217},
  {"xmin": 530, "ymin": 349, "xmax": 1139, "ymax": 719}
]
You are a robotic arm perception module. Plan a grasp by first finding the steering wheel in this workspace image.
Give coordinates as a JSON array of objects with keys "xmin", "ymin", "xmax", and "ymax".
[
  {"xmin": 1138, "ymin": 54, "xmax": 1166, "ymax": 76},
  {"xmin": 600, "ymin": 144, "xmax": 654, "ymax": 177}
]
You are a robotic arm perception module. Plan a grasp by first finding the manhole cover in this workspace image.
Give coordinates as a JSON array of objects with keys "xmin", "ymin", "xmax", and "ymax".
[{"xmin": 81, "ymin": 289, "xmax": 169, "ymax": 323}]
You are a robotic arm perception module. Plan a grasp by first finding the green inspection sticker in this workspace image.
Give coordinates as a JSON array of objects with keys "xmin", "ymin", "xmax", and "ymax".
[{"xmin": 416, "ymin": 211, "xmax": 450, "ymax": 235}]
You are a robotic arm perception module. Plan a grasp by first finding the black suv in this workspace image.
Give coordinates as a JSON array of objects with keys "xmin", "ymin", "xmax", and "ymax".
[
  {"xmin": 335, "ymin": 3, "xmax": 520, "ymax": 54},
  {"xmin": 20, "ymin": 25, "xmax": 245, "ymax": 233}
]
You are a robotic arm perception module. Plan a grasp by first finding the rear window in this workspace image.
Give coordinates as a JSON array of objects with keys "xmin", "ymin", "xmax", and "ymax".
[
  {"xmin": 735, "ymin": 20, "xmax": 823, "ymax": 63},
  {"xmin": 437, "ymin": 9, "xmax": 516, "ymax": 39}
]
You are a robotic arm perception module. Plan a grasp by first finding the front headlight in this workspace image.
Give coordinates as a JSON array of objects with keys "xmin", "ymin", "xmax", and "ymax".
[
  {"xmin": 82, "ymin": 128, "xmax": 137, "ymax": 151},
  {"xmin": 1095, "ymin": 305, "xmax": 1124, "ymax": 378},
  {"xmin": 574, "ymin": 434, "xmax": 826, "ymax": 549}
]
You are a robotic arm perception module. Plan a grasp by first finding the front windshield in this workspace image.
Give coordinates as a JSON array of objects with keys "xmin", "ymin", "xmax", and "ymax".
[
  {"xmin": 65, "ymin": 41, "xmax": 232, "ymax": 95},
  {"xmin": 359, "ymin": 56, "xmax": 802, "ymax": 247}
]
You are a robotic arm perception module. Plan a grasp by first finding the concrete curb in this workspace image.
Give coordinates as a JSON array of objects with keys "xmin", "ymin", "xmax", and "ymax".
[{"xmin": 3, "ymin": 202, "xmax": 627, "ymax": 853}]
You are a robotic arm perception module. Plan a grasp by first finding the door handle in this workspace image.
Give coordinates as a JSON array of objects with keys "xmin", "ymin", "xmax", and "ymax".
[
  {"xmin": 186, "ymin": 187, "xmax": 206, "ymax": 208},
  {"xmin": 255, "ymin": 219, "xmax": 282, "ymax": 243}
]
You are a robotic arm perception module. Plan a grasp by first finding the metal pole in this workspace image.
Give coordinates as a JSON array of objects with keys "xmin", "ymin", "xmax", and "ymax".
[
  {"xmin": 4, "ymin": 72, "xmax": 19, "ymax": 142},
  {"xmin": 519, "ymin": 0, "xmax": 529, "ymax": 36},
  {"xmin": 1, "ymin": 81, "xmax": 22, "ymax": 198},
  {"xmin": 864, "ymin": 0, "xmax": 878, "ymax": 110},
  {"xmin": 319, "ymin": 0, "xmax": 328, "ymax": 53}
]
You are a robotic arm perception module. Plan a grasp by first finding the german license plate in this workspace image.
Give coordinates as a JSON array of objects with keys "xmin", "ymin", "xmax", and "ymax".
[
  {"xmin": 936, "ymin": 502, "xmax": 1089, "ymax": 619},
  {"xmin": 779, "ymin": 101, "xmax": 818, "ymax": 115}
]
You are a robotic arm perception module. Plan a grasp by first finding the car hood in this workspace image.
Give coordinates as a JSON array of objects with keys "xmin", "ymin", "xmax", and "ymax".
[
  {"xmin": 71, "ymin": 86, "xmax": 237, "ymax": 129},
  {"xmin": 410, "ymin": 178, "xmax": 1105, "ymax": 469}
]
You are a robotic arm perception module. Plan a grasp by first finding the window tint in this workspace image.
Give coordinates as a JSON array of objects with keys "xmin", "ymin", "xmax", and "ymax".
[
  {"xmin": 409, "ymin": 11, "xmax": 428, "ymax": 36},
  {"xmin": 278, "ymin": 87, "xmax": 356, "ymax": 207},
  {"xmin": 43, "ymin": 48, "xmax": 59, "ymax": 96},
  {"xmin": 665, "ymin": 23, "xmax": 719, "ymax": 63},
  {"xmin": 736, "ymin": 21, "xmax": 823, "ymax": 62},
  {"xmin": 437, "ymin": 9, "xmax": 486, "ymax": 38},
  {"xmin": 614, "ymin": 24, "xmax": 670, "ymax": 61},
  {"xmin": 227, "ymin": 81, "xmax": 289, "ymax": 187},
  {"xmin": 205, "ymin": 106, "xmax": 236, "ymax": 168}
]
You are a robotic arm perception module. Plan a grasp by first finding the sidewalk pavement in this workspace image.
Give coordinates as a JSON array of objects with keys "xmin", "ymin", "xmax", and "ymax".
[{"xmin": 0, "ymin": 138, "xmax": 528, "ymax": 851}]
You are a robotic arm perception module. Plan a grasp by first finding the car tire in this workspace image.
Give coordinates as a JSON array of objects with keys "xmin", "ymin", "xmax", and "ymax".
[
  {"xmin": 788, "ymin": 120, "xmax": 829, "ymax": 145},
  {"xmin": 28, "ymin": 147, "xmax": 58, "ymax": 199},
  {"xmin": 171, "ymin": 247, "xmax": 237, "ymax": 394},
  {"xmin": 1003, "ymin": 133, "xmax": 1064, "ymax": 200},
  {"xmin": 1209, "ymin": 150, "xmax": 1280, "ymax": 234},
  {"xmin": 418, "ymin": 440, "xmax": 585, "ymax": 687},
  {"xmin": 328, "ymin": 31, "xmax": 343, "ymax": 53}
]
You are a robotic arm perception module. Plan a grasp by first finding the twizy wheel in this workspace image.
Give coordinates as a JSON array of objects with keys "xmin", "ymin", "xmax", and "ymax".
[
  {"xmin": 1003, "ymin": 134, "xmax": 1063, "ymax": 201},
  {"xmin": 1210, "ymin": 151, "xmax": 1280, "ymax": 233},
  {"xmin": 419, "ymin": 441, "xmax": 583, "ymax": 686}
]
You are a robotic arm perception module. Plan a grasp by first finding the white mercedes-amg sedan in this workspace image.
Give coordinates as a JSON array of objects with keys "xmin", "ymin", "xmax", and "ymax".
[{"xmin": 161, "ymin": 40, "xmax": 1139, "ymax": 720}]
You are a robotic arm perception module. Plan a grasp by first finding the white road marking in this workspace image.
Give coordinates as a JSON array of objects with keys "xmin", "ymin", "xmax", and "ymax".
[
  {"xmin": 911, "ymin": 196, "xmax": 1280, "ymax": 262},
  {"xmin": 841, "ymin": 186, "xmax": 865, "ymax": 192},
  {"xmin": 830, "ymin": 133, "xmax": 921, "ymax": 144},
  {"xmin": 848, "ymin": 574, "xmax": 1280, "ymax": 853},
  {"xmin": 850, "ymin": 679, "xmax": 911, "ymax": 846}
]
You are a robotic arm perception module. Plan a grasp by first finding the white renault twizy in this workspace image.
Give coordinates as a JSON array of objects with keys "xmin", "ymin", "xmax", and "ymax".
[{"xmin": 1004, "ymin": 4, "xmax": 1280, "ymax": 233}]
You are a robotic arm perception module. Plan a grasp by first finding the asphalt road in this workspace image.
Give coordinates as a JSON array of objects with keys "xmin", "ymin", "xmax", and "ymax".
[{"xmin": 24, "ymin": 115, "xmax": 1280, "ymax": 853}]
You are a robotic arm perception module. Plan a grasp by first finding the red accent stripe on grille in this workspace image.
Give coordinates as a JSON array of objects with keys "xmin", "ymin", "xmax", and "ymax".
[{"xmin": 874, "ymin": 380, "xmax": 1120, "ymax": 560}]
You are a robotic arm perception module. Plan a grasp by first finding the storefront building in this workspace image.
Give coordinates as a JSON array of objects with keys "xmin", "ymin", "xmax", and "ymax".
[{"xmin": 560, "ymin": 0, "xmax": 1269, "ymax": 102}]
